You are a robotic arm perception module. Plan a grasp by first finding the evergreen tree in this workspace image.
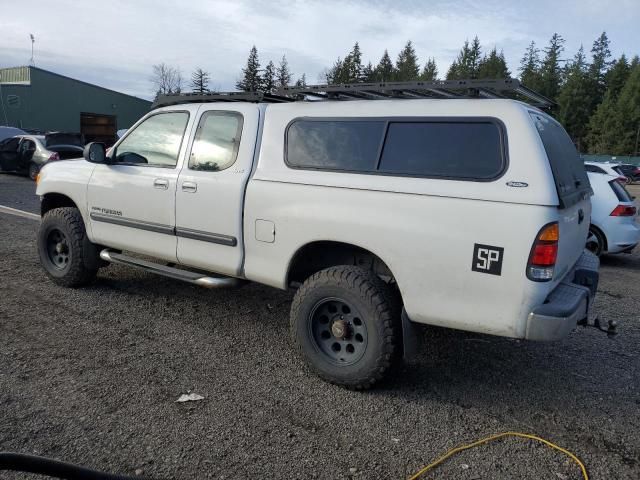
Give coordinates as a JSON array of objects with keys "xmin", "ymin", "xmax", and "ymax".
[
  {"xmin": 236, "ymin": 45, "xmax": 262, "ymax": 92},
  {"xmin": 447, "ymin": 36, "xmax": 482, "ymax": 79},
  {"xmin": 477, "ymin": 48, "xmax": 510, "ymax": 78},
  {"xmin": 586, "ymin": 54, "xmax": 632, "ymax": 153},
  {"xmin": 190, "ymin": 68, "xmax": 210, "ymax": 94},
  {"xmin": 604, "ymin": 54, "xmax": 631, "ymax": 98},
  {"xmin": 421, "ymin": 58, "xmax": 438, "ymax": 81},
  {"xmin": 557, "ymin": 46, "xmax": 591, "ymax": 150},
  {"xmin": 362, "ymin": 62, "xmax": 374, "ymax": 82},
  {"xmin": 587, "ymin": 32, "xmax": 612, "ymax": 109},
  {"xmin": 345, "ymin": 42, "xmax": 364, "ymax": 82},
  {"xmin": 262, "ymin": 60, "xmax": 276, "ymax": 93},
  {"xmin": 326, "ymin": 57, "xmax": 345, "ymax": 84},
  {"xmin": 519, "ymin": 41, "xmax": 543, "ymax": 90},
  {"xmin": 276, "ymin": 55, "xmax": 292, "ymax": 87},
  {"xmin": 294, "ymin": 73, "xmax": 307, "ymax": 87},
  {"xmin": 395, "ymin": 41, "xmax": 420, "ymax": 81},
  {"xmin": 373, "ymin": 50, "xmax": 396, "ymax": 82},
  {"xmin": 538, "ymin": 33, "xmax": 565, "ymax": 101},
  {"xmin": 610, "ymin": 63, "xmax": 640, "ymax": 155}
]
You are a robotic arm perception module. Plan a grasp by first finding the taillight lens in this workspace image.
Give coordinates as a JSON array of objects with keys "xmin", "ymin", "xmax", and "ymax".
[
  {"xmin": 527, "ymin": 222, "xmax": 559, "ymax": 281},
  {"xmin": 48, "ymin": 152, "xmax": 60, "ymax": 161},
  {"xmin": 616, "ymin": 176, "xmax": 627, "ymax": 184},
  {"xmin": 610, "ymin": 205, "xmax": 637, "ymax": 216}
]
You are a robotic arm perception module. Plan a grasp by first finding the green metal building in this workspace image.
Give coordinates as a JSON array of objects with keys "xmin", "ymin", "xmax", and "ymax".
[{"xmin": 0, "ymin": 66, "xmax": 150, "ymax": 145}]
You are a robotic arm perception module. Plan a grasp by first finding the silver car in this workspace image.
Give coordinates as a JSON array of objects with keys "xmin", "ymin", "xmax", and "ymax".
[{"xmin": 0, "ymin": 133, "xmax": 84, "ymax": 180}]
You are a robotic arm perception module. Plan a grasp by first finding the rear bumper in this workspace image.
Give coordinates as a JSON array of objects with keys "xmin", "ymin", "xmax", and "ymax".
[
  {"xmin": 525, "ymin": 251, "xmax": 599, "ymax": 341},
  {"xmin": 605, "ymin": 221, "xmax": 640, "ymax": 254}
]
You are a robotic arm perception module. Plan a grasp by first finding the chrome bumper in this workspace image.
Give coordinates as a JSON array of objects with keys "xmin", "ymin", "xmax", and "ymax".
[{"xmin": 526, "ymin": 251, "xmax": 599, "ymax": 341}]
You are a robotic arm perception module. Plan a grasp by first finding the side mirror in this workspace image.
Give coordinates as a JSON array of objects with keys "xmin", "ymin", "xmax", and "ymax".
[{"xmin": 83, "ymin": 142, "xmax": 107, "ymax": 164}]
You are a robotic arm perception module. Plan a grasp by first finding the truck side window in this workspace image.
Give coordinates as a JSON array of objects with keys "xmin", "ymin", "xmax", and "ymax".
[
  {"xmin": 189, "ymin": 111, "xmax": 243, "ymax": 172},
  {"xmin": 378, "ymin": 122, "xmax": 504, "ymax": 179},
  {"xmin": 286, "ymin": 120, "xmax": 385, "ymax": 171},
  {"xmin": 115, "ymin": 112, "xmax": 189, "ymax": 167}
]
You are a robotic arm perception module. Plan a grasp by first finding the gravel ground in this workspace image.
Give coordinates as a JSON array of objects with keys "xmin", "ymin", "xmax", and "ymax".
[{"xmin": 0, "ymin": 174, "xmax": 639, "ymax": 479}]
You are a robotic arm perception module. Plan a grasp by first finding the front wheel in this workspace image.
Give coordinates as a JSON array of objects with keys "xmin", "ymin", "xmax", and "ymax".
[
  {"xmin": 38, "ymin": 207, "xmax": 100, "ymax": 287},
  {"xmin": 290, "ymin": 266, "xmax": 401, "ymax": 389}
]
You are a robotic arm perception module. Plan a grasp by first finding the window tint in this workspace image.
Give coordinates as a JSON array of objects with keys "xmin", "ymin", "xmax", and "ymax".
[
  {"xmin": 530, "ymin": 113, "xmax": 591, "ymax": 208},
  {"xmin": 585, "ymin": 164, "xmax": 605, "ymax": 174},
  {"xmin": 0, "ymin": 137, "xmax": 19, "ymax": 152},
  {"xmin": 116, "ymin": 112, "xmax": 189, "ymax": 167},
  {"xmin": 189, "ymin": 112, "xmax": 243, "ymax": 171},
  {"xmin": 610, "ymin": 180, "xmax": 633, "ymax": 202},
  {"xmin": 287, "ymin": 120, "xmax": 385, "ymax": 171},
  {"xmin": 379, "ymin": 122, "xmax": 504, "ymax": 178}
]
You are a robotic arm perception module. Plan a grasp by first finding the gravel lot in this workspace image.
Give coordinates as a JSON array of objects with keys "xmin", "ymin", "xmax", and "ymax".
[{"xmin": 0, "ymin": 173, "xmax": 639, "ymax": 479}]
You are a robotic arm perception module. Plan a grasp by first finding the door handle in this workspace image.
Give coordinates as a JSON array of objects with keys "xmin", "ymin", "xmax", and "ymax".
[
  {"xmin": 182, "ymin": 181, "xmax": 198, "ymax": 193},
  {"xmin": 154, "ymin": 178, "xmax": 169, "ymax": 190}
]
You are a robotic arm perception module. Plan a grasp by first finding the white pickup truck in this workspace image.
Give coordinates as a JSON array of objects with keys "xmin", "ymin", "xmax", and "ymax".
[{"xmin": 36, "ymin": 80, "xmax": 599, "ymax": 389}]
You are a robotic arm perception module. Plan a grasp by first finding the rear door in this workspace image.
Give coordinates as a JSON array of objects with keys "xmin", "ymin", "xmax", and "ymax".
[
  {"xmin": 175, "ymin": 103, "xmax": 260, "ymax": 276},
  {"xmin": 530, "ymin": 112, "xmax": 591, "ymax": 278}
]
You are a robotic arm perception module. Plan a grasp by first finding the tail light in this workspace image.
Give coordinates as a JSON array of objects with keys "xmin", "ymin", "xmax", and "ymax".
[
  {"xmin": 634, "ymin": 168, "xmax": 640, "ymax": 176},
  {"xmin": 527, "ymin": 222, "xmax": 559, "ymax": 282},
  {"xmin": 48, "ymin": 152, "xmax": 60, "ymax": 161},
  {"xmin": 610, "ymin": 205, "xmax": 637, "ymax": 216}
]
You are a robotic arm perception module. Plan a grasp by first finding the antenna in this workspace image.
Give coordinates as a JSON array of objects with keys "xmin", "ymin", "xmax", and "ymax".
[{"xmin": 29, "ymin": 34, "xmax": 35, "ymax": 66}]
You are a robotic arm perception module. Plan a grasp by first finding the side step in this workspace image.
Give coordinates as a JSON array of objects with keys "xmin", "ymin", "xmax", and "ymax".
[{"xmin": 99, "ymin": 249, "xmax": 243, "ymax": 288}]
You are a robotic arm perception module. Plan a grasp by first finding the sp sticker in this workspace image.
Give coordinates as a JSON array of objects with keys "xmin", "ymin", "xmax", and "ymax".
[{"xmin": 472, "ymin": 244, "xmax": 504, "ymax": 276}]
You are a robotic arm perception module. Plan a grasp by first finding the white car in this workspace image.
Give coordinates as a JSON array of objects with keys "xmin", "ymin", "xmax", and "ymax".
[
  {"xmin": 35, "ymin": 80, "xmax": 599, "ymax": 388},
  {"xmin": 586, "ymin": 171, "xmax": 640, "ymax": 256},
  {"xmin": 584, "ymin": 161, "xmax": 629, "ymax": 184}
]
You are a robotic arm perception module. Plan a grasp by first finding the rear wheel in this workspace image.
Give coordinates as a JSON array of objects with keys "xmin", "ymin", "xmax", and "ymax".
[
  {"xmin": 28, "ymin": 162, "xmax": 39, "ymax": 181},
  {"xmin": 586, "ymin": 226, "xmax": 606, "ymax": 257},
  {"xmin": 290, "ymin": 266, "xmax": 401, "ymax": 389},
  {"xmin": 38, "ymin": 207, "xmax": 100, "ymax": 287}
]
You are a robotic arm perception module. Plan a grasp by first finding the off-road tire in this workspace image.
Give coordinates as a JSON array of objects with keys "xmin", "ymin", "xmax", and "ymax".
[
  {"xmin": 290, "ymin": 265, "xmax": 401, "ymax": 389},
  {"xmin": 38, "ymin": 207, "xmax": 99, "ymax": 287}
]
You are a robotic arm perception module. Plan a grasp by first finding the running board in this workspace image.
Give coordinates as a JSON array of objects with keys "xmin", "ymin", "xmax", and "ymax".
[{"xmin": 99, "ymin": 249, "xmax": 242, "ymax": 288}]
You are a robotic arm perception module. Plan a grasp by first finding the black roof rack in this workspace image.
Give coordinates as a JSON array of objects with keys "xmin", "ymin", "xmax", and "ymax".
[
  {"xmin": 277, "ymin": 78, "xmax": 554, "ymax": 108},
  {"xmin": 152, "ymin": 78, "xmax": 554, "ymax": 109},
  {"xmin": 152, "ymin": 91, "xmax": 292, "ymax": 109}
]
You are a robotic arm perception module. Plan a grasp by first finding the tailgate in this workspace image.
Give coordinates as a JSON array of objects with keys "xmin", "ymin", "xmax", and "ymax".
[{"xmin": 530, "ymin": 112, "xmax": 592, "ymax": 281}]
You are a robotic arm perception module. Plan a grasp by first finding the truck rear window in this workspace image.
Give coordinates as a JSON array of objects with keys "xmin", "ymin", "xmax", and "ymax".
[
  {"xmin": 286, "ymin": 118, "xmax": 505, "ymax": 180},
  {"xmin": 530, "ymin": 113, "xmax": 591, "ymax": 208}
]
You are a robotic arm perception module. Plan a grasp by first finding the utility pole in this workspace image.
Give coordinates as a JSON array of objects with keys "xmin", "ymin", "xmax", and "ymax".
[{"xmin": 29, "ymin": 34, "xmax": 35, "ymax": 66}]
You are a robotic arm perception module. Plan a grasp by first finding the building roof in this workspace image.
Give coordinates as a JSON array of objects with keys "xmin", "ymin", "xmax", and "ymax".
[{"xmin": 0, "ymin": 66, "xmax": 150, "ymax": 104}]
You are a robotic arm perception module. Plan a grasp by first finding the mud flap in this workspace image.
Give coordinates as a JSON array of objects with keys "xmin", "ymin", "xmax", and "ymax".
[{"xmin": 401, "ymin": 308, "xmax": 421, "ymax": 363}]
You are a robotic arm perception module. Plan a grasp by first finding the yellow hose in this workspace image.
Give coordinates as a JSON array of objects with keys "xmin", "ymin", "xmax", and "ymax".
[{"xmin": 408, "ymin": 431, "xmax": 588, "ymax": 480}]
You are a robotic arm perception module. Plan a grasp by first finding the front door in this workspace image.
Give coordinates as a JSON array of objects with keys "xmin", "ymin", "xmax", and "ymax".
[
  {"xmin": 175, "ymin": 104, "xmax": 260, "ymax": 276},
  {"xmin": 87, "ymin": 109, "xmax": 195, "ymax": 262},
  {"xmin": 0, "ymin": 137, "xmax": 20, "ymax": 171}
]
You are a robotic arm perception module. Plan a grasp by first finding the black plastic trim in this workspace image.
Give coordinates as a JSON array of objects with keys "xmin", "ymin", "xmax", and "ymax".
[
  {"xmin": 283, "ymin": 116, "xmax": 509, "ymax": 183},
  {"xmin": 90, "ymin": 213, "xmax": 174, "ymax": 235},
  {"xmin": 175, "ymin": 227, "xmax": 237, "ymax": 246}
]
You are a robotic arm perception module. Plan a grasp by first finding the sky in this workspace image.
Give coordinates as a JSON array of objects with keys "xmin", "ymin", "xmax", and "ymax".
[{"xmin": 1, "ymin": 0, "xmax": 639, "ymax": 100}]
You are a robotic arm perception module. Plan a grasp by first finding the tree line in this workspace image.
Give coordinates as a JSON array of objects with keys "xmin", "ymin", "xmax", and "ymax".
[{"xmin": 152, "ymin": 31, "xmax": 640, "ymax": 156}]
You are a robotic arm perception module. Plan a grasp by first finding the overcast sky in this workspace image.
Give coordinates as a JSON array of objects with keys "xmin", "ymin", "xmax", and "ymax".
[{"xmin": 1, "ymin": 0, "xmax": 638, "ymax": 100}]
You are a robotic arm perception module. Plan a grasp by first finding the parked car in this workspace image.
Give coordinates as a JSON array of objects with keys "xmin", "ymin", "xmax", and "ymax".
[
  {"xmin": 0, "ymin": 133, "xmax": 84, "ymax": 180},
  {"xmin": 584, "ymin": 161, "xmax": 629, "ymax": 184},
  {"xmin": 35, "ymin": 84, "xmax": 599, "ymax": 389},
  {"xmin": 586, "ymin": 171, "xmax": 640, "ymax": 256},
  {"xmin": 614, "ymin": 163, "xmax": 640, "ymax": 183},
  {"xmin": 0, "ymin": 126, "xmax": 26, "ymax": 142}
]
